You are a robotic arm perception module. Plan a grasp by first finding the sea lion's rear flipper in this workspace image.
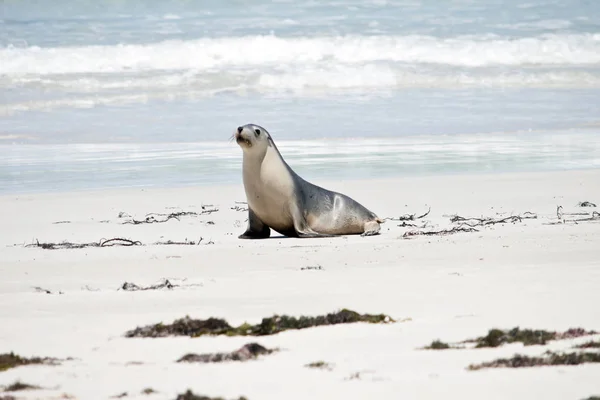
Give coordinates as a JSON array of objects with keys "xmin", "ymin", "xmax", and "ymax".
[
  {"xmin": 239, "ymin": 208, "xmax": 271, "ymax": 239},
  {"xmin": 361, "ymin": 219, "xmax": 381, "ymax": 237}
]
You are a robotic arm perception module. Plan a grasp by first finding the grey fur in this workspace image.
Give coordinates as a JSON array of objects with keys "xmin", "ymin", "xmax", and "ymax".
[{"xmin": 235, "ymin": 124, "xmax": 382, "ymax": 239}]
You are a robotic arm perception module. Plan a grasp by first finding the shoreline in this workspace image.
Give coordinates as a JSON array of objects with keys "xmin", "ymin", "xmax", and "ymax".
[{"xmin": 2, "ymin": 166, "xmax": 600, "ymax": 198}]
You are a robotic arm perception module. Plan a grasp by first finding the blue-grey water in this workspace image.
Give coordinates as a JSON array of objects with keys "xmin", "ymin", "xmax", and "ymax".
[{"xmin": 1, "ymin": 0, "xmax": 600, "ymax": 194}]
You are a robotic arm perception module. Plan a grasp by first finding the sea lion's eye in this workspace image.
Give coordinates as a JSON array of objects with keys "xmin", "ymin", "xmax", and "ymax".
[{"xmin": 254, "ymin": 129, "xmax": 261, "ymax": 136}]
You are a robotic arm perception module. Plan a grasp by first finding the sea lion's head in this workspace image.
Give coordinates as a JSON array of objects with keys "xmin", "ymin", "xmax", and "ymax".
[{"xmin": 234, "ymin": 124, "xmax": 272, "ymax": 153}]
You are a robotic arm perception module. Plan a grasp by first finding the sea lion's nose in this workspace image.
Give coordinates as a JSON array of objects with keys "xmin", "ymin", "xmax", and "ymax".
[{"xmin": 237, "ymin": 126, "xmax": 243, "ymax": 134}]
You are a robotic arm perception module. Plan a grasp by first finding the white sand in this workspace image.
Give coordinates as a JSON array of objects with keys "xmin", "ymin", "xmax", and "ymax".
[{"xmin": 1, "ymin": 169, "xmax": 600, "ymax": 400}]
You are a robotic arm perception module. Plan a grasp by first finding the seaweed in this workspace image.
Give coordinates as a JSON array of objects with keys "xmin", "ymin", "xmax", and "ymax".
[
  {"xmin": 403, "ymin": 226, "xmax": 478, "ymax": 238},
  {"xmin": 122, "ymin": 208, "xmax": 218, "ymax": 225},
  {"xmin": 468, "ymin": 350, "xmax": 600, "ymax": 371},
  {"xmin": 449, "ymin": 212, "xmax": 537, "ymax": 227},
  {"xmin": 472, "ymin": 328, "xmax": 556, "ymax": 348},
  {"xmin": 26, "ymin": 238, "xmax": 141, "ymax": 250},
  {"xmin": 0, "ymin": 352, "xmax": 61, "ymax": 372},
  {"xmin": 119, "ymin": 279, "xmax": 179, "ymax": 291},
  {"xmin": 305, "ymin": 361, "xmax": 334, "ymax": 370},
  {"xmin": 384, "ymin": 207, "xmax": 431, "ymax": 222},
  {"xmin": 552, "ymin": 205, "xmax": 600, "ymax": 224},
  {"xmin": 175, "ymin": 390, "xmax": 247, "ymax": 400},
  {"xmin": 126, "ymin": 317, "xmax": 233, "ymax": 338},
  {"xmin": 3, "ymin": 381, "xmax": 41, "ymax": 391},
  {"xmin": 126, "ymin": 309, "xmax": 394, "ymax": 338},
  {"xmin": 300, "ymin": 265, "xmax": 324, "ymax": 271},
  {"xmin": 33, "ymin": 286, "xmax": 63, "ymax": 295},
  {"xmin": 419, "ymin": 327, "xmax": 597, "ymax": 350},
  {"xmin": 574, "ymin": 341, "xmax": 600, "ymax": 349},
  {"xmin": 177, "ymin": 343, "xmax": 275, "ymax": 363},
  {"xmin": 578, "ymin": 201, "xmax": 597, "ymax": 207},
  {"xmin": 467, "ymin": 327, "xmax": 596, "ymax": 348},
  {"xmin": 423, "ymin": 340, "xmax": 456, "ymax": 350}
]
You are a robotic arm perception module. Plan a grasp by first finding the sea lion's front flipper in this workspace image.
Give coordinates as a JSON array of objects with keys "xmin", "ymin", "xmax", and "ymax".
[{"xmin": 239, "ymin": 208, "xmax": 271, "ymax": 239}]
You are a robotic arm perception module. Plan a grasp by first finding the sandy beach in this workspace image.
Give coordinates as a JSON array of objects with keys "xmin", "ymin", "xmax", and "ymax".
[{"xmin": 1, "ymin": 169, "xmax": 599, "ymax": 399}]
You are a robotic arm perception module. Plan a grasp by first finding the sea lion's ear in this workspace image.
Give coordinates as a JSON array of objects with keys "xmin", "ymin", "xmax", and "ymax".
[{"xmin": 267, "ymin": 136, "xmax": 273, "ymax": 147}]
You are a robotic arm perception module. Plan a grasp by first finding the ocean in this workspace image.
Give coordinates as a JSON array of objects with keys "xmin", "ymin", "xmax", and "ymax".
[{"xmin": 1, "ymin": 0, "xmax": 600, "ymax": 194}]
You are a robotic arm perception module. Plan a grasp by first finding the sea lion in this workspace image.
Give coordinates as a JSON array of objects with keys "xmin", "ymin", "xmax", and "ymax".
[{"xmin": 234, "ymin": 123, "xmax": 383, "ymax": 239}]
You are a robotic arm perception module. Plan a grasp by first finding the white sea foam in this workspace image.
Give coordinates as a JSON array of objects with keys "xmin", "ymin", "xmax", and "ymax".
[
  {"xmin": 1, "ymin": 33, "xmax": 599, "ymax": 112},
  {"xmin": 1, "ymin": 33, "xmax": 599, "ymax": 76}
]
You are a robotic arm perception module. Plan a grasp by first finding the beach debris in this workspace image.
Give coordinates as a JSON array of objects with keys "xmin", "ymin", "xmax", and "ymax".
[
  {"xmin": 110, "ymin": 392, "xmax": 128, "ymax": 398},
  {"xmin": 175, "ymin": 390, "xmax": 248, "ymax": 400},
  {"xmin": 448, "ymin": 212, "xmax": 537, "ymax": 227},
  {"xmin": 121, "ymin": 207, "xmax": 219, "ymax": 225},
  {"xmin": 300, "ymin": 265, "xmax": 324, "ymax": 271},
  {"xmin": 2, "ymin": 381, "xmax": 41, "ymax": 392},
  {"xmin": 125, "ymin": 309, "xmax": 395, "ymax": 338},
  {"xmin": 141, "ymin": 388, "xmax": 157, "ymax": 395},
  {"xmin": 403, "ymin": 226, "xmax": 478, "ymax": 238},
  {"xmin": 345, "ymin": 372, "xmax": 363, "ymax": 380},
  {"xmin": 305, "ymin": 361, "xmax": 334, "ymax": 370},
  {"xmin": 120, "ymin": 279, "xmax": 176, "ymax": 291},
  {"xmin": 231, "ymin": 201, "xmax": 248, "ymax": 212},
  {"xmin": 384, "ymin": 206, "xmax": 431, "ymax": 222},
  {"xmin": 52, "ymin": 220, "xmax": 71, "ymax": 224},
  {"xmin": 550, "ymin": 205, "xmax": 600, "ymax": 224},
  {"xmin": 177, "ymin": 343, "xmax": 276, "ymax": 364},
  {"xmin": 467, "ymin": 350, "xmax": 600, "ymax": 371},
  {"xmin": 154, "ymin": 239, "xmax": 198, "ymax": 246},
  {"xmin": 578, "ymin": 201, "xmax": 597, "ymax": 207},
  {"xmin": 26, "ymin": 238, "xmax": 141, "ymax": 250},
  {"xmin": 420, "ymin": 327, "xmax": 597, "ymax": 350},
  {"xmin": 24, "ymin": 236, "xmax": 215, "ymax": 250},
  {"xmin": 32, "ymin": 286, "xmax": 63, "ymax": 295},
  {"xmin": 422, "ymin": 340, "xmax": 457, "ymax": 350},
  {"xmin": 574, "ymin": 341, "xmax": 600, "ymax": 349},
  {"xmin": 0, "ymin": 352, "xmax": 63, "ymax": 372},
  {"xmin": 118, "ymin": 278, "xmax": 202, "ymax": 292},
  {"xmin": 464, "ymin": 327, "xmax": 597, "ymax": 348},
  {"xmin": 397, "ymin": 221, "xmax": 428, "ymax": 228}
]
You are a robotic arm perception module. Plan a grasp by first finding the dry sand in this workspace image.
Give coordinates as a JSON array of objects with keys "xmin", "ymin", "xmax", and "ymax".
[{"xmin": 1, "ymin": 169, "xmax": 600, "ymax": 400}]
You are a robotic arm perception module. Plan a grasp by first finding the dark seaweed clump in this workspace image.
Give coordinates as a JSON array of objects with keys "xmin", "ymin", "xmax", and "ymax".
[
  {"xmin": 575, "ymin": 341, "xmax": 600, "ymax": 349},
  {"xmin": 126, "ymin": 309, "xmax": 394, "ymax": 338},
  {"xmin": 0, "ymin": 352, "xmax": 60, "ymax": 372},
  {"xmin": 423, "ymin": 340, "xmax": 454, "ymax": 350},
  {"xmin": 175, "ymin": 390, "xmax": 248, "ymax": 400},
  {"xmin": 468, "ymin": 351, "xmax": 600, "ymax": 371},
  {"xmin": 3, "ymin": 381, "xmax": 41, "ymax": 391},
  {"xmin": 125, "ymin": 317, "xmax": 233, "ymax": 338},
  {"xmin": 178, "ymin": 343, "xmax": 274, "ymax": 363},
  {"xmin": 305, "ymin": 361, "xmax": 334, "ymax": 370},
  {"xmin": 470, "ymin": 327, "xmax": 596, "ymax": 348}
]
